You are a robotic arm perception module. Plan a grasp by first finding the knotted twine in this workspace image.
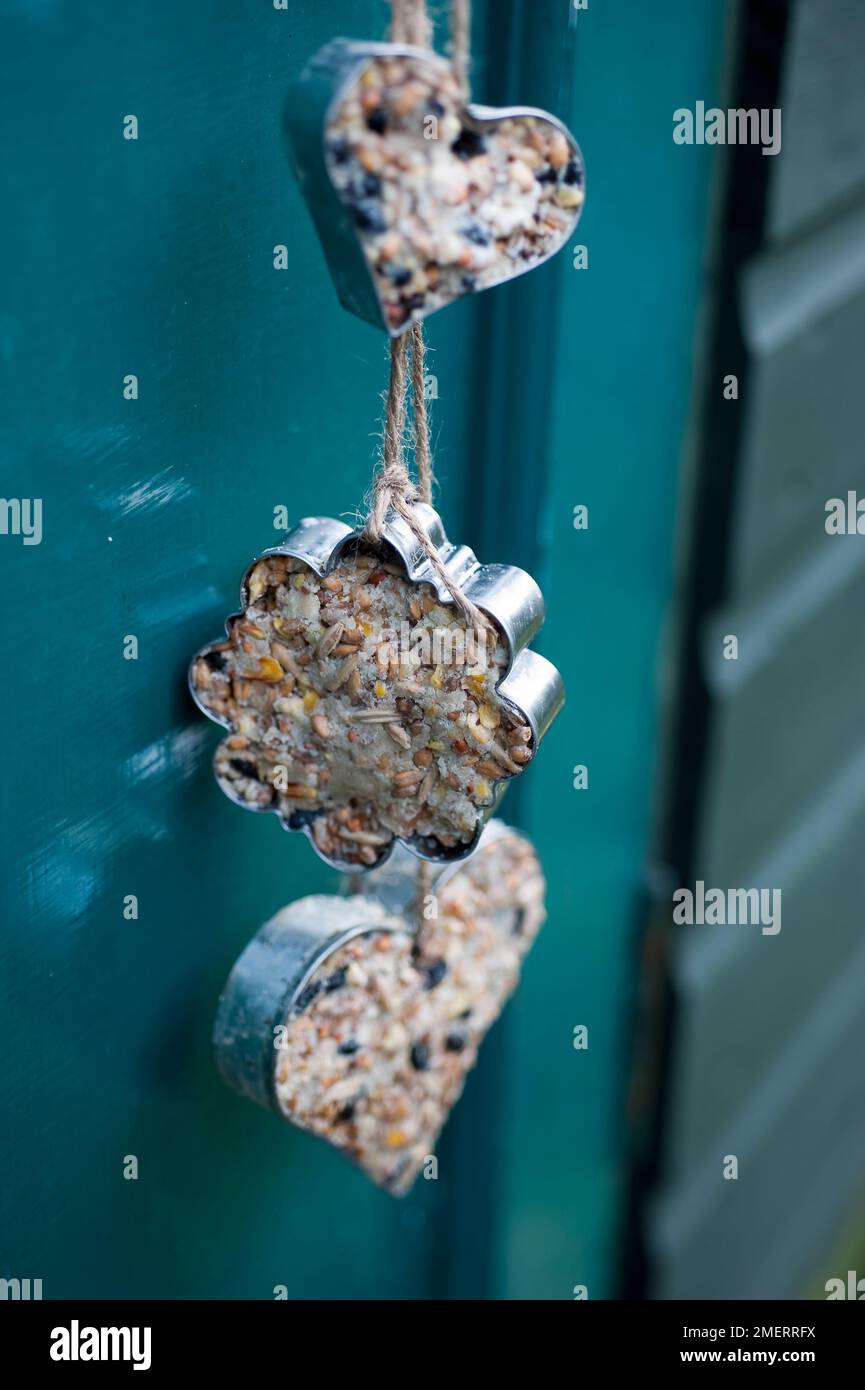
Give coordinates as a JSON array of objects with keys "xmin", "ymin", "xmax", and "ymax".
[{"xmin": 365, "ymin": 0, "xmax": 476, "ymax": 934}]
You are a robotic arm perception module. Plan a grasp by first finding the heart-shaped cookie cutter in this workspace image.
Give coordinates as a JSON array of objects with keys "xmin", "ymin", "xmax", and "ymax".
[
  {"xmin": 283, "ymin": 38, "xmax": 585, "ymax": 335},
  {"xmin": 189, "ymin": 502, "xmax": 564, "ymax": 871},
  {"xmin": 212, "ymin": 820, "xmax": 542, "ymax": 1115}
]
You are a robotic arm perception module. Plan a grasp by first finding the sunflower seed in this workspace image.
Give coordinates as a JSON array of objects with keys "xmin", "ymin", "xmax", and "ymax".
[
  {"xmin": 386, "ymin": 723, "xmax": 412, "ymax": 749},
  {"xmin": 316, "ymin": 621, "xmax": 344, "ymax": 659},
  {"xmin": 331, "ymin": 652, "xmax": 360, "ymax": 689},
  {"xmin": 419, "ymin": 765, "xmax": 438, "ymax": 801}
]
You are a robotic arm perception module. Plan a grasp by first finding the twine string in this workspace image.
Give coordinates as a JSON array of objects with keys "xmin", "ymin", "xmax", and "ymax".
[
  {"xmin": 450, "ymin": 0, "xmax": 471, "ymax": 99},
  {"xmin": 366, "ymin": 328, "xmax": 487, "ymax": 636},
  {"xmin": 415, "ymin": 857, "xmax": 433, "ymax": 952},
  {"xmin": 409, "ymin": 323, "xmax": 432, "ymax": 505},
  {"xmin": 372, "ymin": 0, "xmax": 474, "ymax": 938},
  {"xmin": 391, "ymin": 0, "xmax": 433, "ymax": 48},
  {"xmin": 391, "ymin": 0, "xmax": 470, "ymax": 90}
]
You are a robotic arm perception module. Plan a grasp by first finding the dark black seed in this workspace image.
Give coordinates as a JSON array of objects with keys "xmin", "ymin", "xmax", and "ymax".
[
  {"xmin": 459, "ymin": 1007, "xmax": 472, "ymax": 1019},
  {"xmin": 537, "ymin": 165, "xmax": 558, "ymax": 184},
  {"xmin": 423, "ymin": 958, "xmax": 448, "ymax": 990},
  {"xmin": 338, "ymin": 1038, "xmax": 360, "ymax": 1055},
  {"xmin": 451, "ymin": 127, "xmax": 487, "ymax": 159},
  {"xmin": 328, "ymin": 137, "xmax": 352, "ymax": 165},
  {"xmin": 365, "ymin": 108, "xmax": 387, "ymax": 135},
  {"xmin": 390, "ymin": 267, "xmax": 413, "ymax": 286},
  {"xmin": 461, "ymin": 220, "xmax": 490, "ymax": 247},
  {"xmin": 446, "ymin": 1031, "xmax": 467, "ymax": 1052},
  {"xmin": 361, "ymin": 172, "xmax": 382, "ymax": 197},
  {"xmin": 461, "ymin": 273, "xmax": 477, "ymax": 293},
  {"xmin": 410, "ymin": 1041, "xmax": 431, "ymax": 1071},
  {"xmin": 428, "ymin": 98, "xmax": 445, "ymax": 118},
  {"xmin": 404, "ymin": 292, "xmax": 425, "ymax": 311},
  {"xmin": 203, "ymin": 649, "xmax": 227, "ymax": 671},
  {"xmin": 351, "ymin": 200, "xmax": 388, "ymax": 234},
  {"xmin": 564, "ymin": 158, "xmax": 583, "ymax": 187},
  {"xmin": 295, "ymin": 980, "xmax": 322, "ymax": 1011},
  {"xmin": 325, "ymin": 966, "xmax": 348, "ymax": 992},
  {"xmin": 232, "ymin": 758, "xmax": 259, "ymax": 781},
  {"xmin": 338, "ymin": 1103, "xmax": 355, "ymax": 1122}
]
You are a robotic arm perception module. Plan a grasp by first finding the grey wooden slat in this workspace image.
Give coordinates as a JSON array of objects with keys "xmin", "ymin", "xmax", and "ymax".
[
  {"xmin": 650, "ymin": 928, "xmax": 865, "ymax": 1298},
  {"xmin": 695, "ymin": 561, "xmax": 865, "ymax": 885},
  {"xmin": 730, "ymin": 215, "xmax": 865, "ymax": 603},
  {"xmin": 647, "ymin": 0, "xmax": 865, "ymax": 1303},
  {"xmin": 663, "ymin": 742, "xmax": 865, "ymax": 1178},
  {"xmin": 769, "ymin": 0, "xmax": 865, "ymax": 242}
]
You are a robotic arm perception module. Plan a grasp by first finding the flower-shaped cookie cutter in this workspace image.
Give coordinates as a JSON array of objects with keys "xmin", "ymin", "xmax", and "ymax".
[
  {"xmin": 283, "ymin": 39, "xmax": 585, "ymax": 335},
  {"xmin": 188, "ymin": 502, "xmax": 563, "ymax": 871}
]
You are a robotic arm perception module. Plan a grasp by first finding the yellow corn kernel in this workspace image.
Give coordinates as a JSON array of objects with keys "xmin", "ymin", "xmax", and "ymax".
[
  {"xmin": 478, "ymin": 702, "xmax": 500, "ymax": 729},
  {"xmin": 303, "ymin": 689, "xmax": 319, "ymax": 712},
  {"xmin": 248, "ymin": 656, "xmax": 284, "ymax": 683},
  {"xmin": 248, "ymin": 564, "xmax": 269, "ymax": 601}
]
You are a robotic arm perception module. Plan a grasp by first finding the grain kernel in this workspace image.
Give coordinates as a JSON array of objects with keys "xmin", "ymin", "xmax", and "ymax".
[
  {"xmin": 478, "ymin": 703, "xmax": 500, "ymax": 729},
  {"xmin": 547, "ymin": 131, "xmax": 571, "ymax": 168},
  {"xmin": 508, "ymin": 724, "xmax": 532, "ymax": 744},
  {"xmin": 248, "ymin": 656, "xmax": 284, "ymax": 683}
]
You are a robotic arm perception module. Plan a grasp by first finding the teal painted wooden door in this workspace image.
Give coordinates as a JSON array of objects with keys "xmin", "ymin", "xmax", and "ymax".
[{"xmin": 0, "ymin": 0, "xmax": 725, "ymax": 1297}]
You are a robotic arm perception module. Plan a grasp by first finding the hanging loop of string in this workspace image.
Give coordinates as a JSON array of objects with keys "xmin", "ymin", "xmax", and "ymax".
[
  {"xmin": 450, "ymin": 0, "xmax": 471, "ymax": 99},
  {"xmin": 365, "ymin": 0, "xmax": 474, "ymax": 938},
  {"xmin": 390, "ymin": 0, "xmax": 433, "ymax": 49},
  {"xmin": 367, "ymin": 0, "xmax": 481, "ymax": 630},
  {"xmin": 366, "ymin": 331, "xmax": 487, "ymax": 635}
]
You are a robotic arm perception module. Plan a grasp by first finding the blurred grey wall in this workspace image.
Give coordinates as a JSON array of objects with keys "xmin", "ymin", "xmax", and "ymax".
[{"xmin": 638, "ymin": 0, "xmax": 865, "ymax": 1299}]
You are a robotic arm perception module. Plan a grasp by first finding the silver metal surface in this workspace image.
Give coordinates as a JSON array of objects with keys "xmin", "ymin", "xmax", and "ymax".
[
  {"xmin": 189, "ymin": 503, "xmax": 564, "ymax": 872},
  {"xmin": 283, "ymin": 38, "xmax": 585, "ymax": 336},
  {"xmin": 212, "ymin": 895, "xmax": 404, "ymax": 1112},
  {"xmin": 212, "ymin": 821, "xmax": 522, "ymax": 1113}
]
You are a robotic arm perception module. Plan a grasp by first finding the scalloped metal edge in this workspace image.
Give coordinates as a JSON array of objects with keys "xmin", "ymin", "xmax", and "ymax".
[
  {"xmin": 188, "ymin": 502, "xmax": 564, "ymax": 871},
  {"xmin": 283, "ymin": 38, "xmax": 586, "ymax": 336}
]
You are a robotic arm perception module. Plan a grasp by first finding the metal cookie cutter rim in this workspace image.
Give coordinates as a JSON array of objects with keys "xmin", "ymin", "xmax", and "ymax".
[
  {"xmin": 283, "ymin": 38, "xmax": 586, "ymax": 336},
  {"xmin": 212, "ymin": 821, "xmax": 536, "ymax": 1113},
  {"xmin": 189, "ymin": 502, "xmax": 564, "ymax": 870}
]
